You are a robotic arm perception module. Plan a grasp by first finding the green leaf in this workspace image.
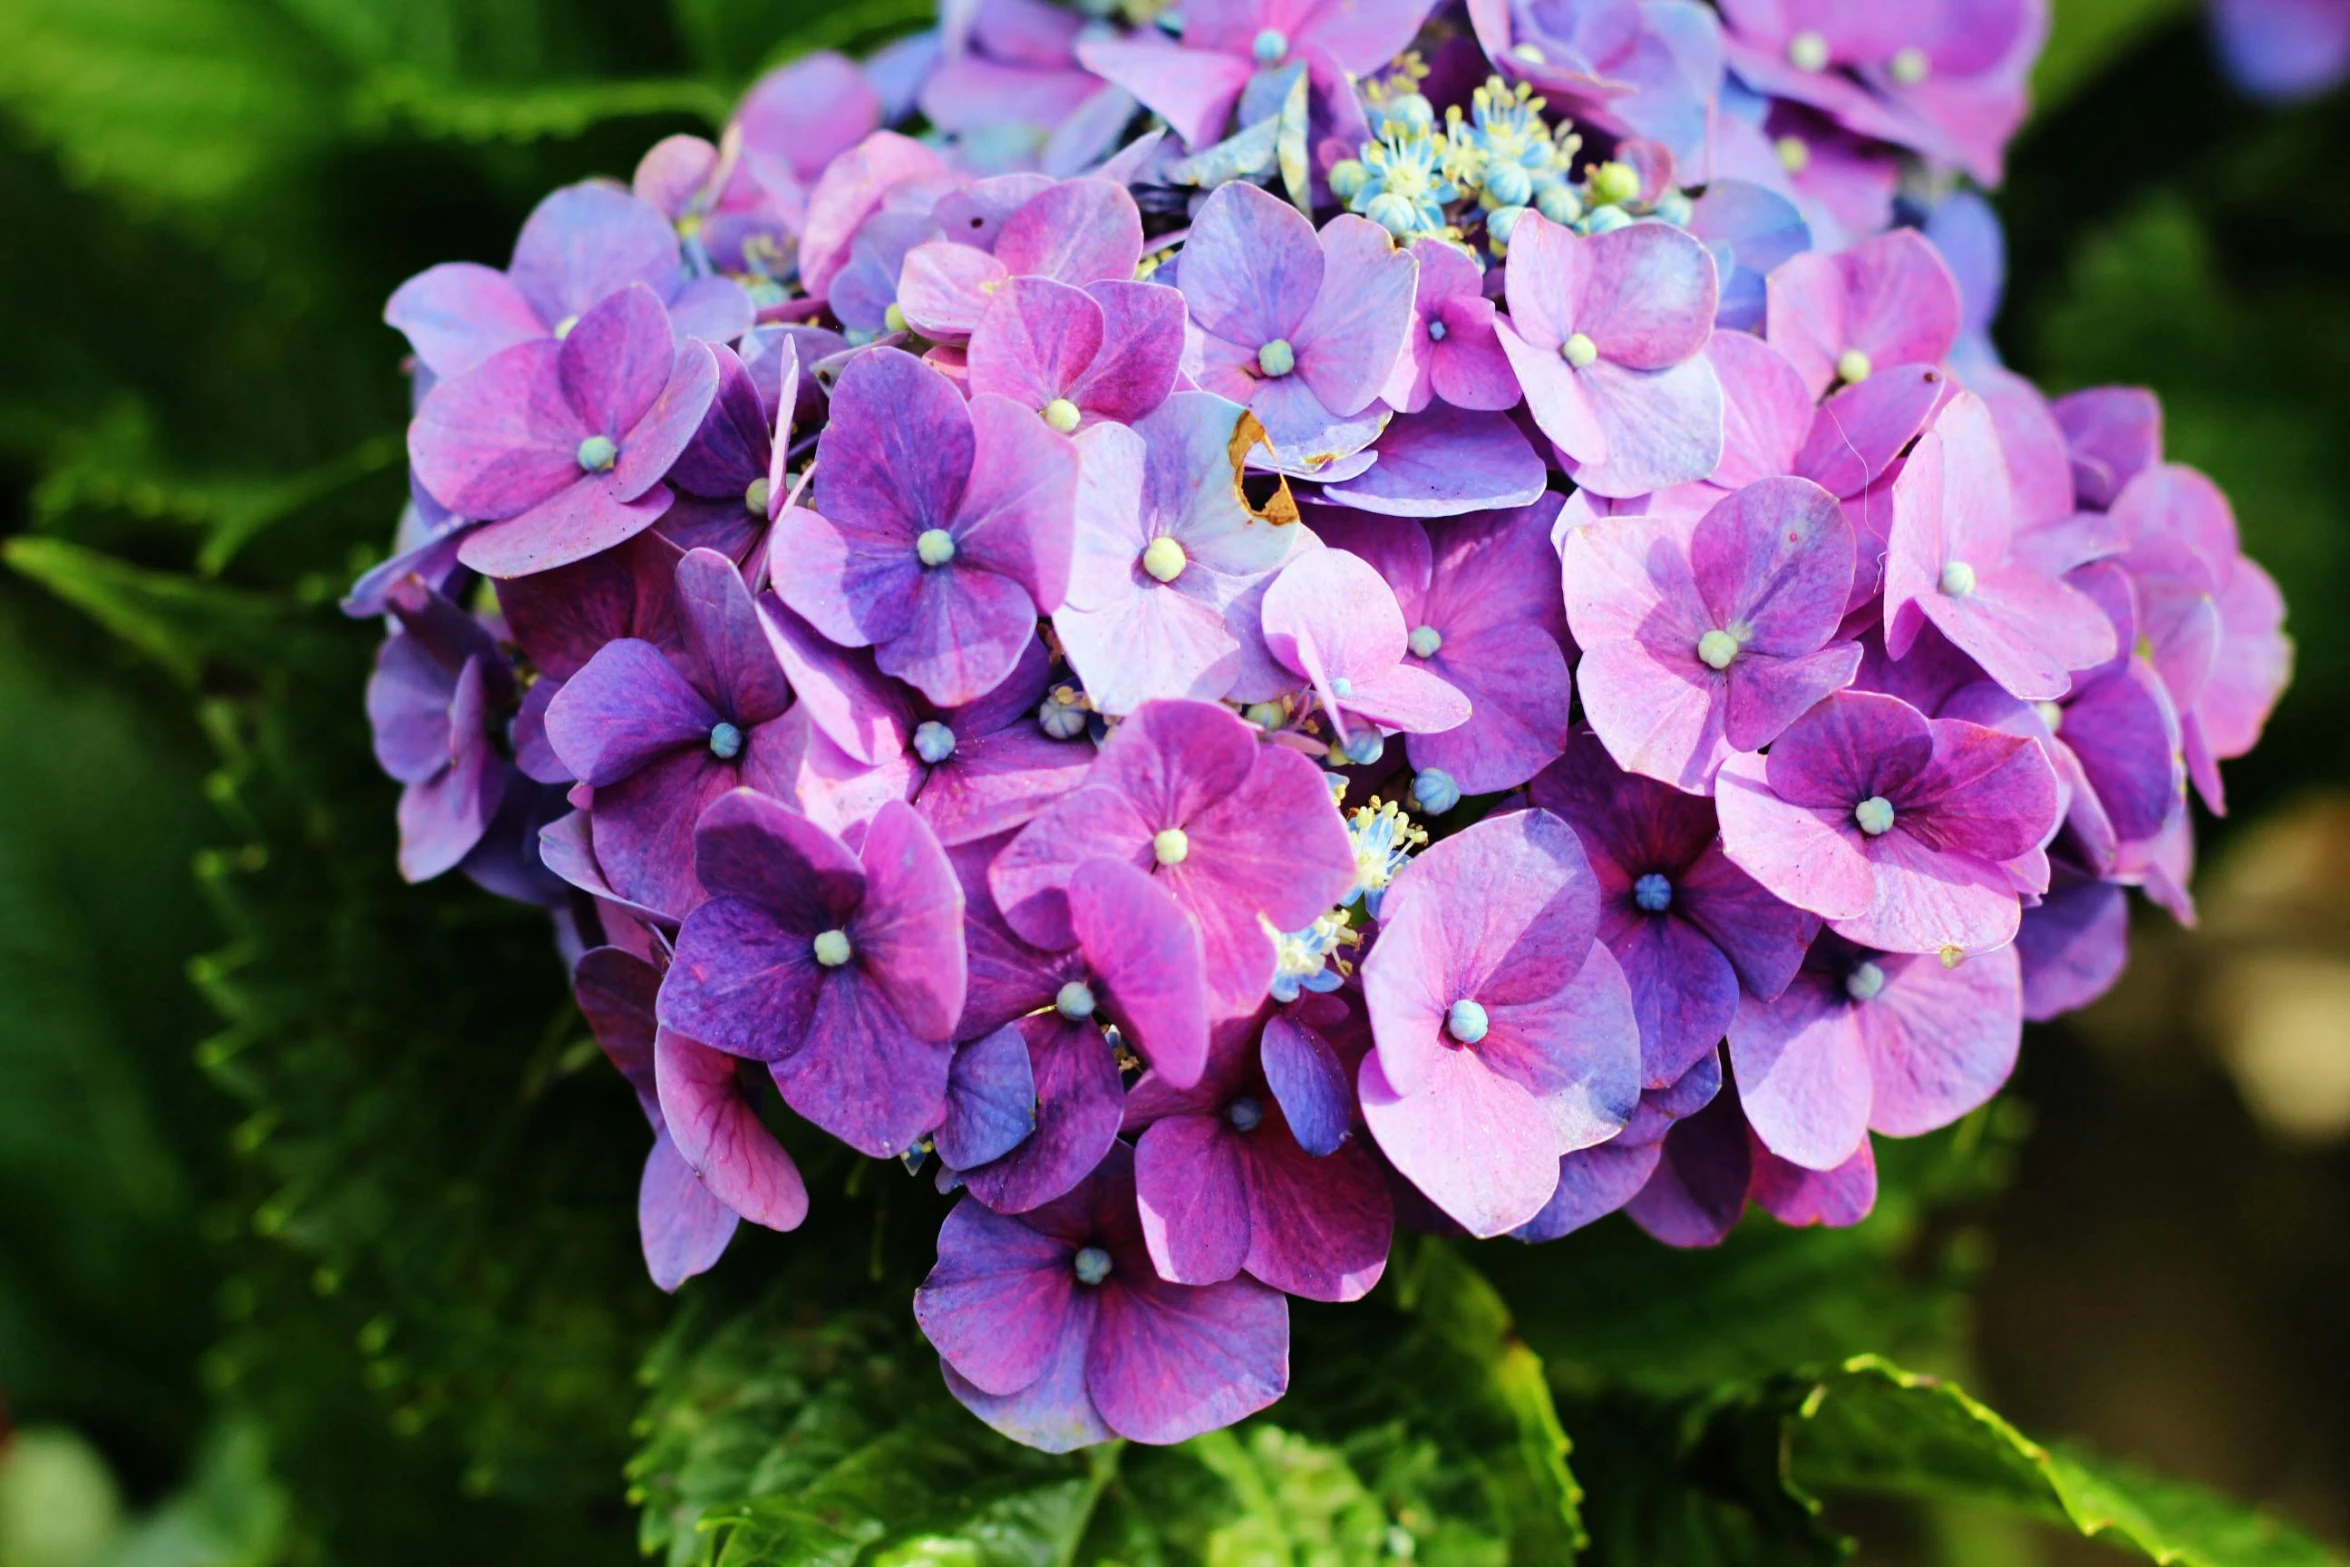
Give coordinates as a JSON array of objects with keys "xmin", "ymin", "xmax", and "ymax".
[
  {"xmin": 1356, "ymin": 1238, "xmax": 1586, "ymax": 1562},
  {"xmin": 4, "ymin": 536, "xmax": 302, "ymax": 684},
  {"xmin": 0, "ymin": 0, "xmax": 344, "ymax": 210},
  {"xmin": 1775, "ymin": 1356, "xmax": 2346, "ymax": 1566},
  {"xmin": 349, "ymin": 68, "xmax": 733, "ymax": 141},
  {"xmin": 2029, "ymin": 0, "xmax": 2195, "ymax": 116}
]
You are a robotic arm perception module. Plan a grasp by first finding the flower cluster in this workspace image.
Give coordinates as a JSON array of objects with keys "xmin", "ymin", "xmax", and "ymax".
[{"xmin": 360, "ymin": 0, "xmax": 2291, "ymax": 1453}]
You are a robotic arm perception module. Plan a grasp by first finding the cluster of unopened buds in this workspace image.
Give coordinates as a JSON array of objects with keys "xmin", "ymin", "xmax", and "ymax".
[{"xmin": 360, "ymin": 0, "xmax": 2291, "ymax": 1452}]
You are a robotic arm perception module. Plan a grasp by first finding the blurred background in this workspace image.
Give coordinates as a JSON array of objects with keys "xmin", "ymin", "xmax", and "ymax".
[{"xmin": 0, "ymin": 0, "xmax": 2343, "ymax": 1561}]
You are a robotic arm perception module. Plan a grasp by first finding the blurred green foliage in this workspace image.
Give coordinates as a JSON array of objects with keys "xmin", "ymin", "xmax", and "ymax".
[{"xmin": 0, "ymin": 0, "xmax": 2343, "ymax": 1561}]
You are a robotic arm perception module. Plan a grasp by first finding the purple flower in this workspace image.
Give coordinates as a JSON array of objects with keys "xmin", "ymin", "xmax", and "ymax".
[
  {"xmin": 763, "ymin": 613, "xmax": 1094, "ymax": 847},
  {"xmin": 1311, "ymin": 497, "xmax": 1575, "ymax": 792},
  {"xmin": 661, "ymin": 335, "xmax": 800, "ymax": 566},
  {"xmin": 1261, "ymin": 545, "xmax": 1473, "ymax": 749},
  {"xmin": 898, "ymin": 178, "xmax": 1147, "ymax": 344},
  {"xmin": 366, "ymin": 575, "xmax": 514, "ymax": 883},
  {"xmin": 574, "ymin": 947, "xmax": 742, "ymax": 1290},
  {"xmin": 1076, "ymin": 0, "xmax": 1435, "ymax": 148},
  {"xmin": 1358, "ymin": 808, "xmax": 1643, "ymax": 1237},
  {"xmin": 966, "ymin": 275, "xmax": 1185, "ymax": 431},
  {"xmin": 1531, "ymin": 735, "xmax": 1817, "ymax": 1086},
  {"xmin": 948, "ymin": 851, "xmax": 1212, "ymax": 1212},
  {"xmin": 1126, "ymin": 997, "xmax": 1394, "ymax": 1301},
  {"xmin": 1496, "ymin": 212, "xmax": 1724, "ymax": 498},
  {"xmin": 409, "ymin": 283, "xmax": 722, "ymax": 579},
  {"xmin": 1714, "ymin": 688, "xmax": 2059, "ymax": 957},
  {"xmin": 500, "ymin": 531, "xmax": 684, "ymax": 687},
  {"xmin": 1178, "ymin": 182, "xmax": 1419, "ymax": 475},
  {"xmin": 1317, "ymin": 403, "xmax": 1550, "ymax": 518},
  {"xmin": 767, "ymin": 345, "xmax": 1078, "ymax": 707},
  {"xmin": 1884, "ymin": 390, "xmax": 2117, "ymax": 702},
  {"xmin": 915, "ymin": 1142, "xmax": 1290, "ymax": 1451},
  {"xmin": 1765, "ymin": 228, "xmax": 1961, "ymax": 402},
  {"xmin": 1513, "ymin": 1048, "xmax": 1722, "ymax": 1241},
  {"xmin": 1684, "ymin": 178, "xmax": 1812, "ymax": 333},
  {"xmin": 658, "ymin": 791, "xmax": 967, "ymax": 1157},
  {"xmin": 797, "ymin": 131, "xmax": 955, "ymax": 304},
  {"xmin": 1382, "ymin": 236, "xmax": 1525, "ymax": 415},
  {"xmin": 2052, "ymin": 386, "xmax": 2162, "ymax": 512},
  {"xmin": 1714, "ymin": 0, "xmax": 2044, "ymax": 183},
  {"xmin": 544, "ymin": 548, "xmax": 796, "ymax": 920},
  {"xmin": 1057, "ymin": 393, "xmax": 1306, "ymax": 716},
  {"xmin": 653, "ymin": 1023, "xmax": 813, "ymax": 1237},
  {"xmin": 1561, "ymin": 476, "xmax": 1860, "ymax": 792},
  {"xmin": 991, "ymin": 699, "xmax": 1358, "ymax": 1020},
  {"xmin": 385, "ymin": 182, "xmax": 751, "ymax": 381},
  {"xmin": 2016, "ymin": 873, "xmax": 2130, "ymax": 1022},
  {"xmin": 2212, "ymin": 0, "xmax": 2350, "ymax": 99},
  {"xmin": 1729, "ymin": 931, "xmax": 2022, "ymax": 1172},
  {"xmin": 922, "ymin": 0, "xmax": 1136, "ymax": 171},
  {"xmin": 2109, "ymin": 463, "xmax": 2292, "ymax": 812},
  {"xmin": 1467, "ymin": 0, "xmax": 1728, "ymax": 164}
]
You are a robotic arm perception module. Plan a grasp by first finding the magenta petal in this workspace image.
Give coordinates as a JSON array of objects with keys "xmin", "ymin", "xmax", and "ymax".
[
  {"xmin": 953, "ymin": 392, "xmax": 1080, "ymax": 615},
  {"xmin": 1749, "ymin": 1135, "xmax": 1876, "ymax": 1228},
  {"xmin": 640, "ymin": 1131, "xmax": 738, "ymax": 1290},
  {"xmin": 848, "ymin": 799, "xmax": 969, "ymax": 1040},
  {"xmin": 995, "ymin": 177, "xmax": 1144, "ymax": 284},
  {"xmin": 1835, "ymin": 828, "xmax": 2023, "ymax": 956},
  {"xmin": 756, "ymin": 596, "xmax": 910, "ymax": 765},
  {"xmin": 1069, "ymin": 857, "xmax": 1211, "ymax": 1088},
  {"xmin": 1359, "ymin": 1046, "xmax": 1560, "ymax": 1239},
  {"xmin": 1863, "ymin": 944, "xmax": 2021, "ymax": 1136},
  {"xmin": 1135, "ymin": 1114, "xmax": 1252, "ymax": 1284},
  {"xmin": 1624, "ymin": 1085, "xmax": 1752, "ymax": 1247},
  {"xmin": 1261, "ymin": 1012, "xmax": 1352, "ymax": 1157},
  {"xmin": 457, "ymin": 479, "xmax": 671, "ymax": 579},
  {"xmin": 936, "ymin": 1022, "xmax": 1038, "ymax": 1170},
  {"xmin": 1321, "ymin": 405, "xmax": 1547, "ymax": 518},
  {"xmin": 968, "ymin": 275, "xmax": 1107, "ymax": 411},
  {"xmin": 1176, "ymin": 180, "xmax": 1325, "ymax": 347},
  {"xmin": 1069, "ymin": 281, "xmax": 1185, "ymax": 423},
  {"xmin": 961, "ymin": 1015, "xmax": 1124, "ymax": 1212},
  {"xmin": 1706, "ymin": 331, "xmax": 1812, "ymax": 488},
  {"xmin": 654, "ymin": 1029, "xmax": 810, "ymax": 1230},
  {"xmin": 1729, "ymin": 972, "xmax": 1872, "ymax": 1171},
  {"xmin": 1074, "ymin": 37, "xmax": 1252, "ymax": 148},
  {"xmin": 1409, "ymin": 622, "xmax": 1574, "ymax": 794},
  {"xmin": 386, "ymin": 261, "xmax": 545, "ymax": 379},
  {"xmin": 1564, "ymin": 354, "xmax": 1727, "ymax": 499},
  {"xmin": 1714, "ymin": 752, "xmax": 1874, "ymax": 920},
  {"xmin": 410, "ymin": 339, "xmax": 580, "ymax": 519},
  {"xmin": 1292, "ymin": 215, "xmax": 1419, "ymax": 421},
  {"xmin": 917, "ymin": 1194, "xmax": 1083, "ymax": 1395},
  {"xmin": 1579, "ymin": 221, "xmax": 1719, "ymax": 369},
  {"xmin": 1794, "ymin": 365, "xmax": 1944, "ymax": 499},
  {"xmin": 1240, "ymin": 1121, "xmax": 1392, "ymax": 1301},
  {"xmin": 1087, "ymin": 1248, "xmax": 1289, "ymax": 1446}
]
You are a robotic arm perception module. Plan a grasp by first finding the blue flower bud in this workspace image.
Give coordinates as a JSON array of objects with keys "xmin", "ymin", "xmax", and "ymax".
[
  {"xmin": 1411, "ymin": 768, "xmax": 1460, "ymax": 815},
  {"xmin": 1482, "ymin": 160, "xmax": 1533, "ymax": 208},
  {"xmin": 913, "ymin": 720, "xmax": 957, "ymax": 764},
  {"xmin": 1633, "ymin": 872, "xmax": 1673, "ymax": 913},
  {"xmin": 707, "ymin": 721, "xmax": 744, "ymax": 760}
]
